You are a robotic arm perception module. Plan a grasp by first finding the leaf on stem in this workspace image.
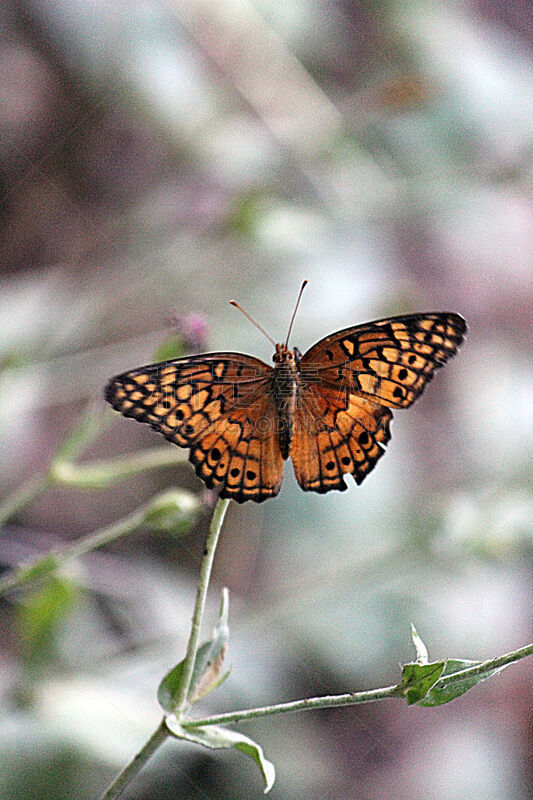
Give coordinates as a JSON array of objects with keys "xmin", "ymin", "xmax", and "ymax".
[
  {"xmin": 418, "ymin": 658, "xmax": 508, "ymax": 707},
  {"xmin": 158, "ymin": 587, "xmax": 230, "ymax": 712},
  {"xmin": 400, "ymin": 628, "xmax": 510, "ymax": 706},
  {"xmin": 398, "ymin": 660, "xmax": 446, "ymax": 705},
  {"xmin": 166, "ymin": 720, "xmax": 275, "ymax": 794},
  {"xmin": 395, "ymin": 626, "xmax": 444, "ymax": 704},
  {"xmin": 17, "ymin": 576, "xmax": 77, "ymax": 665}
]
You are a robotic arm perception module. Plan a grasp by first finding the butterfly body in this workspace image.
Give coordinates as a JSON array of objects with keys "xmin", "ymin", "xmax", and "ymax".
[
  {"xmin": 105, "ymin": 311, "xmax": 466, "ymax": 503},
  {"xmin": 269, "ymin": 344, "xmax": 302, "ymax": 459}
]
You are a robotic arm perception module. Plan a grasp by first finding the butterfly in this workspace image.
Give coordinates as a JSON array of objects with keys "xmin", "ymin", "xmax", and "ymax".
[{"xmin": 105, "ymin": 283, "xmax": 466, "ymax": 503}]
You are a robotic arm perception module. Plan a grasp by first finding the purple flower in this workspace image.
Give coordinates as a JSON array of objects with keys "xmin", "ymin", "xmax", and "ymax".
[{"xmin": 170, "ymin": 312, "xmax": 209, "ymax": 351}]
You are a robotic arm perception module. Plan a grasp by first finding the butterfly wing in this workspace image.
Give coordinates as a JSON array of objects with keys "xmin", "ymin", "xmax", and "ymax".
[
  {"xmin": 291, "ymin": 384, "xmax": 392, "ymax": 492},
  {"xmin": 105, "ymin": 352, "xmax": 283, "ymax": 503},
  {"xmin": 299, "ymin": 312, "xmax": 466, "ymax": 409},
  {"xmin": 291, "ymin": 312, "xmax": 465, "ymax": 493},
  {"xmin": 190, "ymin": 390, "xmax": 283, "ymax": 503}
]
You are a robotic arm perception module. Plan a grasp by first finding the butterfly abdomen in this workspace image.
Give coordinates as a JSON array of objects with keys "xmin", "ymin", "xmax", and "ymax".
[{"xmin": 270, "ymin": 362, "xmax": 298, "ymax": 460}]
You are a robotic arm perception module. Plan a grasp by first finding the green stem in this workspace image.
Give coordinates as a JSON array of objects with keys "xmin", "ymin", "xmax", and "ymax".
[
  {"xmin": 183, "ymin": 684, "xmax": 400, "ymax": 728},
  {"xmin": 0, "ymin": 504, "xmax": 150, "ymax": 597},
  {"xmin": 442, "ymin": 642, "xmax": 533, "ymax": 684},
  {"xmin": 182, "ymin": 642, "xmax": 533, "ymax": 729},
  {"xmin": 98, "ymin": 720, "xmax": 169, "ymax": 800},
  {"xmin": 52, "ymin": 446, "xmax": 187, "ymax": 488},
  {"xmin": 174, "ymin": 497, "xmax": 230, "ymax": 713},
  {"xmin": 97, "ymin": 497, "xmax": 230, "ymax": 800},
  {"xmin": 0, "ymin": 473, "xmax": 52, "ymax": 529}
]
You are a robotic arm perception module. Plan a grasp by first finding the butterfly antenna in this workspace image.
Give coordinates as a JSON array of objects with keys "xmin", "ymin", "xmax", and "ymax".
[
  {"xmin": 229, "ymin": 300, "xmax": 276, "ymax": 346},
  {"xmin": 285, "ymin": 280, "xmax": 308, "ymax": 346}
]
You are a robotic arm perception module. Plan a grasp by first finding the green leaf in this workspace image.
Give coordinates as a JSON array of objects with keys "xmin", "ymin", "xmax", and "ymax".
[
  {"xmin": 17, "ymin": 576, "xmax": 77, "ymax": 664},
  {"xmin": 166, "ymin": 720, "xmax": 275, "ymax": 794},
  {"xmin": 158, "ymin": 588, "xmax": 230, "ymax": 712},
  {"xmin": 418, "ymin": 658, "xmax": 508, "ymax": 707},
  {"xmin": 20, "ymin": 554, "xmax": 60, "ymax": 582},
  {"xmin": 398, "ymin": 661, "xmax": 446, "ymax": 705},
  {"xmin": 396, "ymin": 626, "xmax": 445, "ymax": 704}
]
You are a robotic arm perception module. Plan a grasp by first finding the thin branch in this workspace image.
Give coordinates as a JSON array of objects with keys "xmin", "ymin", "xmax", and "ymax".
[
  {"xmin": 0, "ymin": 506, "xmax": 148, "ymax": 597},
  {"xmin": 173, "ymin": 497, "xmax": 230, "ymax": 713},
  {"xmin": 52, "ymin": 446, "xmax": 188, "ymax": 488},
  {"xmin": 98, "ymin": 720, "xmax": 169, "ymax": 800},
  {"xmin": 0, "ymin": 473, "xmax": 52, "ymax": 529},
  {"xmin": 0, "ymin": 489, "xmax": 197, "ymax": 597},
  {"xmin": 443, "ymin": 643, "xmax": 533, "ymax": 684},
  {"xmin": 183, "ymin": 684, "xmax": 400, "ymax": 729},
  {"xmin": 182, "ymin": 642, "xmax": 533, "ymax": 729},
  {"xmin": 97, "ymin": 497, "xmax": 230, "ymax": 799}
]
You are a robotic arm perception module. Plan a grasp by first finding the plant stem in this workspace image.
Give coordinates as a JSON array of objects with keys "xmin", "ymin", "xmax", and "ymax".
[
  {"xmin": 97, "ymin": 497, "xmax": 230, "ymax": 800},
  {"xmin": 0, "ymin": 472, "xmax": 52, "ymax": 529},
  {"xmin": 0, "ymin": 504, "xmax": 151, "ymax": 597},
  {"xmin": 98, "ymin": 720, "xmax": 169, "ymax": 800},
  {"xmin": 443, "ymin": 642, "xmax": 533, "ymax": 683},
  {"xmin": 183, "ymin": 684, "xmax": 400, "ymax": 728},
  {"xmin": 52, "ymin": 446, "xmax": 188, "ymax": 488},
  {"xmin": 182, "ymin": 641, "xmax": 533, "ymax": 729},
  {"xmin": 173, "ymin": 497, "xmax": 230, "ymax": 713}
]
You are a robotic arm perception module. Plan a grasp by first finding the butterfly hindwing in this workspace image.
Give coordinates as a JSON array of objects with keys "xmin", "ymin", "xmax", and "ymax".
[
  {"xmin": 190, "ymin": 392, "xmax": 283, "ymax": 503},
  {"xmin": 299, "ymin": 312, "xmax": 466, "ymax": 409},
  {"xmin": 291, "ymin": 384, "xmax": 392, "ymax": 492}
]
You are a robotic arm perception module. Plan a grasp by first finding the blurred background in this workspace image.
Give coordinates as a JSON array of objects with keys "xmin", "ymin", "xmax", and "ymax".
[{"xmin": 0, "ymin": 0, "xmax": 532, "ymax": 798}]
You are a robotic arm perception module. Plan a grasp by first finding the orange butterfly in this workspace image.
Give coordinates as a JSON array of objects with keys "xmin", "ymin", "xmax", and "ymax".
[{"xmin": 105, "ymin": 283, "xmax": 466, "ymax": 503}]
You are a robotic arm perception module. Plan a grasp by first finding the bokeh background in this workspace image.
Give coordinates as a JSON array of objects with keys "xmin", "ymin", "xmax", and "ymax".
[{"xmin": 1, "ymin": 1, "xmax": 532, "ymax": 798}]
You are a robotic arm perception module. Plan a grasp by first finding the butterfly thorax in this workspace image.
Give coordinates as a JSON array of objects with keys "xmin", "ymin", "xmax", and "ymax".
[
  {"xmin": 270, "ymin": 343, "xmax": 302, "ymax": 459},
  {"xmin": 271, "ymin": 343, "xmax": 293, "ymax": 364}
]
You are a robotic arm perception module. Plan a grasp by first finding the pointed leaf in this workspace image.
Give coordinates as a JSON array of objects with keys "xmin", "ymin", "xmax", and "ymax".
[
  {"xmin": 410, "ymin": 624, "xmax": 429, "ymax": 663},
  {"xmin": 398, "ymin": 661, "xmax": 446, "ymax": 705},
  {"xmin": 189, "ymin": 588, "xmax": 230, "ymax": 703},
  {"xmin": 158, "ymin": 588, "xmax": 230, "ymax": 712},
  {"xmin": 166, "ymin": 719, "xmax": 275, "ymax": 793},
  {"xmin": 418, "ymin": 658, "xmax": 508, "ymax": 707}
]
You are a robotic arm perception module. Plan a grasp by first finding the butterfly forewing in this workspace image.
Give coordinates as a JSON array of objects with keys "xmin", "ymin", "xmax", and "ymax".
[
  {"xmin": 299, "ymin": 312, "xmax": 466, "ymax": 409},
  {"xmin": 105, "ymin": 352, "xmax": 284, "ymax": 503},
  {"xmin": 105, "ymin": 351, "xmax": 270, "ymax": 442}
]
